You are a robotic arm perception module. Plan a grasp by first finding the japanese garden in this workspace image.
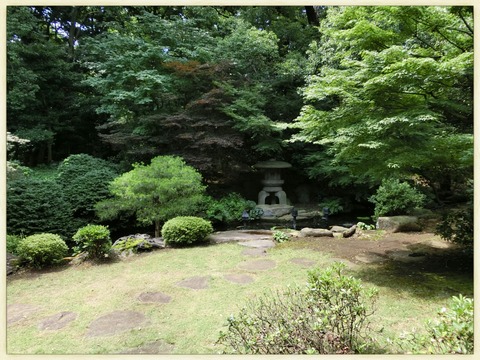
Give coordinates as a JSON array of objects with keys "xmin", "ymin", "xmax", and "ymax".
[{"xmin": 5, "ymin": 5, "xmax": 473, "ymax": 355}]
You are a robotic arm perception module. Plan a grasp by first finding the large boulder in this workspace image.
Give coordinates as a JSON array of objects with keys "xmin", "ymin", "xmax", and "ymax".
[
  {"xmin": 112, "ymin": 234, "xmax": 165, "ymax": 255},
  {"xmin": 376, "ymin": 216, "xmax": 422, "ymax": 232},
  {"xmin": 300, "ymin": 227, "xmax": 334, "ymax": 237},
  {"xmin": 342, "ymin": 225, "xmax": 357, "ymax": 238}
]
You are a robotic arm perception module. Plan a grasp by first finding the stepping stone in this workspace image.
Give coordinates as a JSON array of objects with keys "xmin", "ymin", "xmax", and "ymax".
[
  {"xmin": 238, "ymin": 259, "xmax": 276, "ymax": 271},
  {"xmin": 86, "ymin": 311, "xmax": 146, "ymax": 337},
  {"xmin": 238, "ymin": 240, "xmax": 275, "ymax": 248},
  {"xmin": 224, "ymin": 274, "xmax": 255, "ymax": 284},
  {"xmin": 7, "ymin": 303, "xmax": 42, "ymax": 324},
  {"xmin": 38, "ymin": 311, "xmax": 77, "ymax": 331},
  {"xmin": 242, "ymin": 248, "xmax": 268, "ymax": 257},
  {"xmin": 138, "ymin": 292, "xmax": 172, "ymax": 304},
  {"xmin": 176, "ymin": 276, "xmax": 209, "ymax": 290},
  {"xmin": 120, "ymin": 339, "xmax": 175, "ymax": 354},
  {"xmin": 290, "ymin": 258, "xmax": 316, "ymax": 267}
]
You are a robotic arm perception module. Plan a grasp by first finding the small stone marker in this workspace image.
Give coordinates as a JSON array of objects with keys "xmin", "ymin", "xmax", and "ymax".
[
  {"xmin": 138, "ymin": 292, "xmax": 172, "ymax": 303},
  {"xmin": 176, "ymin": 276, "xmax": 210, "ymax": 290},
  {"xmin": 86, "ymin": 310, "xmax": 146, "ymax": 337},
  {"xmin": 38, "ymin": 311, "xmax": 77, "ymax": 330}
]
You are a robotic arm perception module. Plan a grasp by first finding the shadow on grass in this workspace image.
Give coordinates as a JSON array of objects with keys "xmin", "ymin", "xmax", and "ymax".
[{"xmin": 350, "ymin": 246, "xmax": 473, "ymax": 301}]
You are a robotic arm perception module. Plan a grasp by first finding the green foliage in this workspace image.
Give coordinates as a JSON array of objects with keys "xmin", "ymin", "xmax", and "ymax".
[
  {"xmin": 96, "ymin": 156, "xmax": 206, "ymax": 236},
  {"xmin": 369, "ymin": 179, "xmax": 426, "ymax": 218},
  {"xmin": 217, "ymin": 262, "xmax": 378, "ymax": 354},
  {"xmin": 57, "ymin": 154, "xmax": 118, "ymax": 220},
  {"xmin": 72, "ymin": 224, "xmax": 111, "ymax": 259},
  {"xmin": 357, "ymin": 222, "xmax": 375, "ymax": 231},
  {"xmin": 162, "ymin": 216, "xmax": 213, "ymax": 247},
  {"xmin": 7, "ymin": 177, "xmax": 74, "ymax": 238},
  {"xmin": 319, "ymin": 197, "xmax": 344, "ymax": 215},
  {"xmin": 397, "ymin": 295, "xmax": 473, "ymax": 354},
  {"xmin": 112, "ymin": 237, "xmax": 150, "ymax": 253},
  {"xmin": 272, "ymin": 230, "xmax": 290, "ymax": 243},
  {"xmin": 204, "ymin": 193, "xmax": 261, "ymax": 225},
  {"xmin": 293, "ymin": 6, "xmax": 473, "ymax": 193},
  {"xmin": 16, "ymin": 233, "xmax": 68, "ymax": 269},
  {"xmin": 7, "ymin": 234, "xmax": 24, "ymax": 255}
]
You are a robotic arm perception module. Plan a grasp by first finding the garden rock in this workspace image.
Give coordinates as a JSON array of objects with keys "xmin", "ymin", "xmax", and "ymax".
[
  {"xmin": 330, "ymin": 225, "xmax": 349, "ymax": 232},
  {"xmin": 224, "ymin": 273, "xmax": 255, "ymax": 284},
  {"xmin": 238, "ymin": 259, "xmax": 276, "ymax": 271},
  {"xmin": 376, "ymin": 216, "xmax": 422, "ymax": 232},
  {"xmin": 113, "ymin": 234, "xmax": 165, "ymax": 252},
  {"xmin": 208, "ymin": 230, "xmax": 272, "ymax": 244},
  {"xmin": 342, "ymin": 225, "xmax": 357, "ymax": 238},
  {"xmin": 7, "ymin": 303, "xmax": 42, "ymax": 324},
  {"xmin": 138, "ymin": 292, "xmax": 172, "ymax": 304},
  {"xmin": 7, "ymin": 253, "xmax": 20, "ymax": 275},
  {"xmin": 242, "ymin": 248, "xmax": 268, "ymax": 257},
  {"xmin": 300, "ymin": 227, "xmax": 334, "ymax": 237},
  {"xmin": 237, "ymin": 239, "xmax": 275, "ymax": 248}
]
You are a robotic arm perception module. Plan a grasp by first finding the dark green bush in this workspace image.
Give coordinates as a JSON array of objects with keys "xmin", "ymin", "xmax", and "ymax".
[
  {"xmin": 217, "ymin": 262, "xmax": 378, "ymax": 354},
  {"xmin": 6, "ymin": 234, "xmax": 24, "ymax": 255},
  {"xmin": 435, "ymin": 181, "xmax": 473, "ymax": 249},
  {"xmin": 205, "ymin": 193, "xmax": 262, "ymax": 225},
  {"xmin": 397, "ymin": 294, "xmax": 473, "ymax": 354},
  {"xmin": 7, "ymin": 177, "xmax": 74, "ymax": 238},
  {"xmin": 16, "ymin": 233, "xmax": 68, "ymax": 268},
  {"xmin": 369, "ymin": 179, "xmax": 426, "ymax": 219},
  {"xmin": 162, "ymin": 216, "xmax": 213, "ymax": 247},
  {"xmin": 72, "ymin": 224, "xmax": 111, "ymax": 259},
  {"xmin": 57, "ymin": 154, "xmax": 118, "ymax": 222}
]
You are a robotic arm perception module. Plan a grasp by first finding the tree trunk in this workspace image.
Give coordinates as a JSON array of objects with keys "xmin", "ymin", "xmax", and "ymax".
[
  {"xmin": 155, "ymin": 220, "xmax": 161, "ymax": 238},
  {"xmin": 305, "ymin": 6, "xmax": 319, "ymax": 26}
]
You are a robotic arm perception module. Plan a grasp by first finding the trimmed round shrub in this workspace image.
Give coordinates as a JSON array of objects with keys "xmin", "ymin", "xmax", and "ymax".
[
  {"xmin": 369, "ymin": 179, "xmax": 426, "ymax": 219},
  {"xmin": 17, "ymin": 233, "xmax": 68, "ymax": 268},
  {"xmin": 72, "ymin": 224, "xmax": 111, "ymax": 259},
  {"xmin": 162, "ymin": 216, "xmax": 213, "ymax": 247}
]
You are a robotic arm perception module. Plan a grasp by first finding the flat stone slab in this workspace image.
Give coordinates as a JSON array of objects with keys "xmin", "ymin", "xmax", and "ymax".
[
  {"xmin": 238, "ymin": 239, "xmax": 275, "ymax": 248},
  {"xmin": 7, "ymin": 303, "xmax": 42, "ymax": 324},
  {"xmin": 355, "ymin": 253, "xmax": 387, "ymax": 264},
  {"xmin": 138, "ymin": 292, "xmax": 172, "ymax": 303},
  {"xmin": 38, "ymin": 311, "xmax": 77, "ymax": 331},
  {"xmin": 242, "ymin": 248, "xmax": 268, "ymax": 257},
  {"xmin": 289, "ymin": 258, "xmax": 316, "ymax": 267},
  {"xmin": 86, "ymin": 311, "xmax": 146, "ymax": 337},
  {"xmin": 176, "ymin": 276, "xmax": 209, "ymax": 290},
  {"xmin": 238, "ymin": 259, "xmax": 276, "ymax": 271},
  {"xmin": 224, "ymin": 274, "xmax": 255, "ymax": 284},
  {"xmin": 208, "ymin": 230, "xmax": 273, "ymax": 244}
]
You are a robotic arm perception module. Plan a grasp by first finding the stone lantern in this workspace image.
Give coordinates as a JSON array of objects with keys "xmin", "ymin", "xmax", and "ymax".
[{"xmin": 254, "ymin": 160, "xmax": 292, "ymax": 205}]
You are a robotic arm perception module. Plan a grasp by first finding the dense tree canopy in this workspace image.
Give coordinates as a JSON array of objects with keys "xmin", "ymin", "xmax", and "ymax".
[{"xmin": 7, "ymin": 5, "xmax": 473, "ymax": 210}]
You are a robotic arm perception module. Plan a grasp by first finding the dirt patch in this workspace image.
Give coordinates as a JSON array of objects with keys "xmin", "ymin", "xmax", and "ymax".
[
  {"xmin": 38, "ymin": 311, "xmax": 77, "ymax": 331},
  {"xmin": 238, "ymin": 259, "xmax": 276, "ymax": 271},
  {"xmin": 224, "ymin": 273, "xmax": 255, "ymax": 284},
  {"xmin": 86, "ymin": 310, "xmax": 147, "ymax": 337},
  {"xmin": 176, "ymin": 276, "xmax": 210, "ymax": 290},
  {"xmin": 289, "ymin": 258, "xmax": 316, "ymax": 267},
  {"xmin": 138, "ymin": 292, "xmax": 172, "ymax": 304},
  {"xmin": 7, "ymin": 303, "xmax": 42, "ymax": 324}
]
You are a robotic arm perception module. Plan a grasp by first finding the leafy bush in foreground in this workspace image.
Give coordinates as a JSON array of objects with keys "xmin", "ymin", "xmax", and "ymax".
[
  {"xmin": 369, "ymin": 179, "xmax": 426, "ymax": 218},
  {"xmin": 162, "ymin": 216, "xmax": 213, "ymax": 247},
  {"xmin": 17, "ymin": 233, "xmax": 68, "ymax": 268},
  {"xmin": 217, "ymin": 262, "xmax": 378, "ymax": 354},
  {"xmin": 72, "ymin": 224, "xmax": 111, "ymax": 259},
  {"xmin": 7, "ymin": 234, "xmax": 24, "ymax": 255},
  {"xmin": 397, "ymin": 294, "xmax": 473, "ymax": 354}
]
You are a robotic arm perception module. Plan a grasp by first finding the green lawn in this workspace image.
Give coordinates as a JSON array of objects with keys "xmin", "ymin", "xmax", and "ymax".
[{"xmin": 6, "ymin": 240, "xmax": 473, "ymax": 355}]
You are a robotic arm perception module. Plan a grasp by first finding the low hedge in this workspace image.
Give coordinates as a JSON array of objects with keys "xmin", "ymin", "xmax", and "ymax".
[{"xmin": 162, "ymin": 216, "xmax": 213, "ymax": 247}]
